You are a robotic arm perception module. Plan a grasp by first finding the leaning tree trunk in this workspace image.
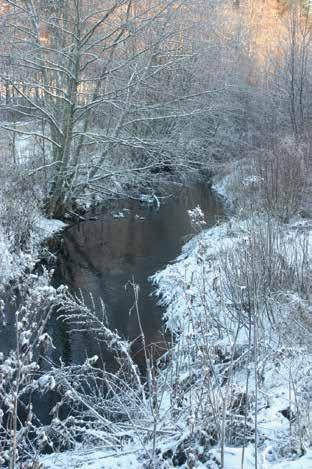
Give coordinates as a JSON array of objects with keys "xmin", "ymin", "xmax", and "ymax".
[
  {"xmin": 47, "ymin": 101, "xmax": 76, "ymax": 218},
  {"xmin": 46, "ymin": 37, "xmax": 79, "ymax": 218}
]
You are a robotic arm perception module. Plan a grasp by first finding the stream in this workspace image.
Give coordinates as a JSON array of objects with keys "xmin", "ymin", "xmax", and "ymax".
[
  {"xmin": 0, "ymin": 182, "xmax": 223, "ymax": 369},
  {"xmin": 51, "ymin": 181, "xmax": 223, "ymax": 368}
]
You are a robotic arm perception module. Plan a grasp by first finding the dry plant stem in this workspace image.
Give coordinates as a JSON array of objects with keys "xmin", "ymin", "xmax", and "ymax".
[
  {"xmin": 241, "ymin": 312, "xmax": 252, "ymax": 469},
  {"xmin": 130, "ymin": 280, "xmax": 159, "ymax": 465}
]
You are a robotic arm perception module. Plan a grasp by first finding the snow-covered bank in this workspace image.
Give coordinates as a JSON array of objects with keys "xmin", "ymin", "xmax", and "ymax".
[
  {"xmin": 0, "ymin": 214, "xmax": 66, "ymax": 286},
  {"xmin": 153, "ymin": 219, "xmax": 312, "ymax": 465},
  {"xmin": 35, "ymin": 217, "xmax": 66, "ymax": 238},
  {"xmin": 149, "ymin": 172, "xmax": 312, "ymax": 467}
]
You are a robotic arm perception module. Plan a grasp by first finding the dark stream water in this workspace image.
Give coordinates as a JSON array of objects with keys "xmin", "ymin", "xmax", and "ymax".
[
  {"xmin": 0, "ymin": 182, "xmax": 223, "ymax": 369},
  {"xmin": 51, "ymin": 182, "xmax": 223, "ymax": 368}
]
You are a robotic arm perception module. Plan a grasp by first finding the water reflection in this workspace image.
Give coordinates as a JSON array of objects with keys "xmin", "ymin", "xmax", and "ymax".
[{"xmin": 53, "ymin": 182, "xmax": 223, "ymax": 366}]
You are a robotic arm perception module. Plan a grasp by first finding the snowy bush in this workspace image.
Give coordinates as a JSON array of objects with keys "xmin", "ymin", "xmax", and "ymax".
[{"xmin": 0, "ymin": 269, "xmax": 64, "ymax": 467}]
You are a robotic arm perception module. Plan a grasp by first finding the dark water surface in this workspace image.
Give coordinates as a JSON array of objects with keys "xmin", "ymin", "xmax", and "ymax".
[
  {"xmin": 0, "ymin": 182, "xmax": 223, "ymax": 368},
  {"xmin": 51, "ymin": 182, "xmax": 223, "ymax": 366}
]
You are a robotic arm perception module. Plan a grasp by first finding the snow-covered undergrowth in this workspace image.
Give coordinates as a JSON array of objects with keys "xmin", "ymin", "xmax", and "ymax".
[
  {"xmin": 0, "ymin": 215, "xmax": 65, "ymax": 285},
  {"xmin": 0, "ymin": 268, "xmax": 68, "ymax": 467},
  {"xmin": 212, "ymin": 139, "xmax": 312, "ymax": 224},
  {"xmin": 0, "ymin": 166, "xmax": 65, "ymax": 286},
  {"xmin": 152, "ymin": 211, "xmax": 312, "ymax": 467},
  {"xmin": 0, "ymin": 179, "xmax": 66, "ymax": 465},
  {"xmin": 0, "ymin": 131, "xmax": 65, "ymax": 284}
]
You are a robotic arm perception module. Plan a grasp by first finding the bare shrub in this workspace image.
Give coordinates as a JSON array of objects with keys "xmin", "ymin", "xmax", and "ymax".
[
  {"xmin": 219, "ymin": 217, "xmax": 312, "ymax": 327},
  {"xmin": 254, "ymin": 139, "xmax": 309, "ymax": 222},
  {"xmin": 224, "ymin": 138, "xmax": 310, "ymax": 222},
  {"xmin": 0, "ymin": 163, "xmax": 39, "ymax": 250}
]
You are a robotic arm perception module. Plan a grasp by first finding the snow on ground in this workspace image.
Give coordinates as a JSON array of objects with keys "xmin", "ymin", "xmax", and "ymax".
[
  {"xmin": 16, "ymin": 134, "xmax": 33, "ymax": 163},
  {"xmin": 40, "ymin": 447, "xmax": 139, "ymax": 469},
  {"xmin": 35, "ymin": 216, "xmax": 66, "ymax": 239},
  {"xmin": 212, "ymin": 173, "xmax": 232, "ymax": 200},
  {"xmin": 207, "ymin": 447, "xmax": 312, "ymax": 468}
]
